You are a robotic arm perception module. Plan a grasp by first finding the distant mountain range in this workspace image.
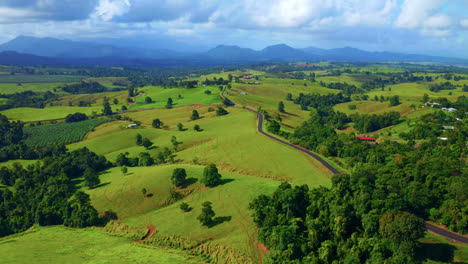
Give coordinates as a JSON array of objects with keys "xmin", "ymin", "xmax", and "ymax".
[{"xmin": 0, "ymin": 36, "xmax": 467, "ymax": 66}]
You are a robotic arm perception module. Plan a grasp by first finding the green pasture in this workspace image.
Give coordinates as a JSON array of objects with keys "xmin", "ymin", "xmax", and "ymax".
[
  {"xmin": 131, "ymin": 86, "xmax": 222, "ymax": 109},
  {"xmin": 89, "ymin": 164, "xmax": 280, "ymax": 259},
  {"xmin": 69, "ymin": 107, "xmax": 332, "ymax": 184},
  {"xmin": 1, "ymin": 106, "xmax": 106, "ymax": 122},
  {"xmin": 56, "ymin": 90, "xmax": 128, "ymax": 108},
  {"xmin": 0, "ymin": 159, "xmax": 39, "ymax": 168},
  {"xmin": 0, "ymin": 226, "xmax": 205, "ymax": 264},
  {"xmin": 418, "ymin": 232, "xmax": 468, "ymax": 264},
  {"xmin": 0, "ymin": 75, "xmax": 86, "ymax": 83},
  {"xmin": 0, "ymin": 82, "xmax": 71, "ymax": 94}
]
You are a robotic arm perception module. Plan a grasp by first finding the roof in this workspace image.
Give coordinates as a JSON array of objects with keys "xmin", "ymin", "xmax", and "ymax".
[{"xmin": 356, "ymin": 136, "xmax": 374, "ymax": 141}]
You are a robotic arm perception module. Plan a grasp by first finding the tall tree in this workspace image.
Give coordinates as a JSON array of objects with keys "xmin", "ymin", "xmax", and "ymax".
[
  {"xmin": 102, "ymin": 97, "xmax": 112, "ymax": 116},
  {"xmin": 202, "ymin": 164, "xmax": 222, "ymax": 187},
  {"xmin": 197, "ymin": 201, "xmax": 215, "ymax": 226},
  {"xmin": 136, "ymin": 134, "xmax": 143, "ymax": 145},
  {"xmin": 191, "ymin": 110, "xmax": 200, "ymax": 120},
  {"xmin": 278, "ymin": 101, "xmax": 285, "ymax": 113},
  {"xmin": 171, "ymin": 168, "xmax": 187, "ymax": 187},
  {"xmin": 152, "ymin": 118, "xmax": 162, "ymax": 129}
]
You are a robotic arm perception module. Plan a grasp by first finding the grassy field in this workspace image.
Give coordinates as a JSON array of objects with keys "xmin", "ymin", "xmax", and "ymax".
[
  {"xmin": 0, "ymin": 159, "xmax": 39, "ymax": 168},
  {"xmin": 69, "ymin": 106, "xmax": 333, "ymax": 184},
  {"xmin": 1, "ymin": 106, "xmax": 105, "ymax": 122},
  {"xmin": 131, "ymin": 85, "xmax": 222, "ymax": 109},
  {"xmin": 418, "ymin": 232, "xmax": 468, "ymax": 263},
  {"xmin": 87, "ymin": 164, "xmax": 280, "ymax": 260},
  {"xmin": 0, "ymin": 75, "xmax": 86, "ymax": 83},
  {"xmin": 0, "ymin": 82, "xmax": 72, "ymax": 94},
  {"xmin": 0, "ymin": 226, "xmax": 205, "ymax": 264}
]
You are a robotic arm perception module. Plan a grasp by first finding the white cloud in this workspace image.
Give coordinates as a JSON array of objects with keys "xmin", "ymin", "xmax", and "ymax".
[
  {"xmin": 461, "ymin": 19, "xmax": 468, "ymax": 29},
  {"xmin": 0, "ymin": 7, "xmax": 41, "ymax": 23},
  {"xmin": 395, "ymin": 0, "xmax": 443, "ymax": 28},
  {"xmin": 424, "ymin": 15, "xmax": 451, "ymax": 29},
  {"xmin": 92, "ymin": 0, "xmax": 130, "ymax": 21}
]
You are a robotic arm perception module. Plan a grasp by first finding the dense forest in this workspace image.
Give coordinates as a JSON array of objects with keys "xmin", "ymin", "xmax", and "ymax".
[
  {"xmin": 255, "ymin": 94, "xmax": 468, "ymax": 262},
  {"xmin": 0, "ymin": 115, "xmax": 111, "ymax": 236}
]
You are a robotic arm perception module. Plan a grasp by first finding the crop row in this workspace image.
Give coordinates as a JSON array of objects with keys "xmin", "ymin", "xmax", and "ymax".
[{"xmin": 23, "ymin": 118, "xmax": 113, "ymax": 147}]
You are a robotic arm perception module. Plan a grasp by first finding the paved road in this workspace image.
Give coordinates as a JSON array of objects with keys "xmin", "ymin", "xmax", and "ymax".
[
  {"xmin": 426, "ymin": 222, "xmax": 468, "ymax": 244},
  {"xmin": 244, "ymin": 107, "xmax": 341, "ymax": 175},
  {"xmin": 243, "ymin": 106, "xmax": 468, "ymax": 245}
]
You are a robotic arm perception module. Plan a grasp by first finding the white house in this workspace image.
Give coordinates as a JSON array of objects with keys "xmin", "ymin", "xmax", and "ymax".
[{"xmin": 126, "ymin": 124, "xmax": 138, "ymax": 129}]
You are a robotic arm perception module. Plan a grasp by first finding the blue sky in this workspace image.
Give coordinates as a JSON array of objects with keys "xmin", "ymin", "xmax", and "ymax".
[{"xmin": 0, "ymin": 0, "xmax": 467, "ymax": 57}]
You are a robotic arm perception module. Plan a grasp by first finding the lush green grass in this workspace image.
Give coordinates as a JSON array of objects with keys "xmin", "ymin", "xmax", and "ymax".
[
  {"xmin": 131, "ymin": 86, "xmax": 222, "ymax": 109},
  {"xmin": 0, "ymin": 226, "xmax": 205, "ymax": 264},
  {"xmin": 0, "ymin": 75, "xmax": 86, "ymax": 83},
  {"xmin": 418, "ymin": 232, "xmax": 468, "ymax": 263},
  {"xmin": 88, "ymin": 164, "xmax": 280, "ymax": 260},
  {"xmin": 0, "ymin": 82, "xmax": 72, "ymax": 94},
  {"xmin": 0, "ymin": 159, "xmax": 39, "ymax": 168},
  {"xmin": 69, "ymin": 107, "xmax": 332, "ymax": 184},
  {"xmin": 23, "ymin": 118, "xmax": 113, "ymax": 146},
  {"xmin": 0, "ymin": 106, "xmax": 104, "ymax": 122}
]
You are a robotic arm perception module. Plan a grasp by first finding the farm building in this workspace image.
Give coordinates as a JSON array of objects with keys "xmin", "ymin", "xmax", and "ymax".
[
  {"xmin": 126, "ymin": 123, "xmax": 138, "ymax": 129},
  {"xmin": 356, "ymin": 136, "xmax": 374, "ymax": 141}
]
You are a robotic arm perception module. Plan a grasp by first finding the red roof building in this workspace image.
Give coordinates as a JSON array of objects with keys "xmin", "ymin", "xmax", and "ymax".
[{"xmin": 356, "ymin": 136, "xmax": 374, "ymax": 141}]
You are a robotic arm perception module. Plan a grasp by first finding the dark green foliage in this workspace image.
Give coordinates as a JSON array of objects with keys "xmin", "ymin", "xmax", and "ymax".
[
  {"xmin": 278, "ymin": 101, "xmax": 285, "ymax": 113},
  {"xmin": 202, "ymin": 164, "xmax": 222, "ymax": 187},
  {"xmin": 197, "ymin": 201, "xmax": 215, "ymax": 226},
  {"xmin": 145, "ymin": 96, "xmax": 152, "ymax": 104},
  {"xmin": 141, "ymin": 188, "xmax": 147, "ymax": 196},
  {"xmin": 171, "ymin": 136, "xmax": 181, "ymax": 150},
  {"xmin": 65, "ymin": 112, "xmax": 88, "ymax": 123},
  {"xmin": 23, "ymin": 118, "xmax": 112, "ymax": 147},
  {"xmin": 138, "ymin": 152, "xmax": 154, "ymax": 166},
  {"xmin": 194, "ymin": 124, "xmax": 201, "ymax": 131},
  {"xmin": 204, "ymin": 90, "xmax": 211, "ymax": 95},
  {"xmin": 180, "ymin": 202, "xmax": 191, "ymax": 212},
  {"xmin": 191, "ymin": 110, "xmax": 200, "ymax": 120},
  {"xmin": 0, "ymin": 91, "xmax": 56, "ymax": 110},
  {"xmin": 177, "ymin": 123, "xmax": 184, "ymax": 131},
  {"xmin": 294, "ymin": 92, "xmax": 351, "ymax": 109},
  {"xmin": 353, "ymin": 111, "xmax": 400, "ymax": 133},
  {"xmin": 286, "ymin": 93, "xmax": 293, "ymax": 101},
  {"xmin": 83, "ymin": 168, "xmax": 100, "ymax": 189},
  {"xmin": 216, "ymin": 106, "xmax": 228, "ymax": 116},
  {"xmin": 102, "ymin": 97, "xmax": 112, "ymax": 116},
  {"xmin": 171, "ymin": 168, "xmax": 187, "ymax": 187},
  {"xmin": 250, "ymin": 180, "xmax": 426, "ymax": 263},
  {"xmin": 347, "ymin": 104, "xmax": 357, "ymax": 110},
  {"xmin": 429, "ymin": 81, "xmax": 456, "ymax": 92},
  {"xmin": 152, "ymin": 118, "xmax": 162, "ymax": 128},
  {"xmin": 223, "ymin": 97, "xmax": 233, "ymax": 107},
  {"xmin": 62, "ymin": 81, "xmax": 107, "ymax": 94},
  {"xmin": 113, "ymin": 98, "xmax": 119, "ymax": 105},
  {"xmin": 389, "ymin": 95, "xmax": 401, "ymax": 106},
  {"xmin": 267, "ymin": 120, "xmax": 281, "ymax": 134},
  {"xmin": 142, "ymin": 138, "xmax": 153, "ymax": 149},
  {"xmin": 136, "ymin": 134, "xmax": 142, "ymax": 145},
  {"xmin": 0, "ymin": 147, "xmax": 111, "ymax": 237},
  {"xmin": 121, "ymin": 105, "xmax": 127, "ymax": 111},
  {"xmin": 321, "ymin": 81, "xmax": 364, "ymax": 95},
  {"xmin": 166, "ymin": 98, "xmax": 173, "ymax": 109},
  {"xmin": 0, "ymin": 114, "xmax": 23, "ymax": 147}
]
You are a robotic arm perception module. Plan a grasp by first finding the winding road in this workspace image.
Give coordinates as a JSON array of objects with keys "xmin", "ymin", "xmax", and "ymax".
[
  {"xmin": 242, "ymin": 104, "xmax": 468, "ymax": 245},
  {"xmin": 244, "ymin": 107, "xmax": 341, "ymax": 174}
]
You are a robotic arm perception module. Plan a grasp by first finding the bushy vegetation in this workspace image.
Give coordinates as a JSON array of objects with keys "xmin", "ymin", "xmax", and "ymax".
[
  {"xmin": 23, "ymin": 118, "xmax": 112, "ymax": 147},
  {"xmin": 0, "ymin": 147, "xmax": 111, "ymax": 237},
  {"xmin": 61, "ymin": 81, "xmax": 108, "ymax": 94}
]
